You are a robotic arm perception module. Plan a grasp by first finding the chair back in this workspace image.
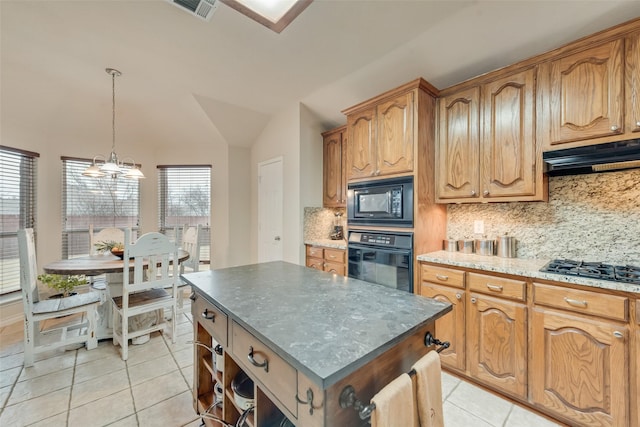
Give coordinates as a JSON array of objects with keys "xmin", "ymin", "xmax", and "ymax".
[
  {"xmin": 123, "ymin": 229, "xmax": 179, "ymax": 295},
  {"xmin": 89, "ymin": 225, "xmax": 126, "ymax": 254},
  {"xmin": 180, "ymin": 224, "xmax": 202, "ymax": 272},
  {"xmin": 17, "ymin": 228, "xmax": 41, "ymax": 309}
]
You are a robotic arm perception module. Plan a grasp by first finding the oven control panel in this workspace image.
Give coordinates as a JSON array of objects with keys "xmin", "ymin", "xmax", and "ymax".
[
  {"xmin": 361, "ymin": 234, "xmax": 396, "ymax": 246},
  {"xmin": 348, "ymin": 231, "xmax": 412, "ymax": 250}
]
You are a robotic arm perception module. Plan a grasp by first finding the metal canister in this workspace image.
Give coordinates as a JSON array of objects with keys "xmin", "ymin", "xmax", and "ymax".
[
  {"xmin": 496, "ymin": 234, "xmax": 517, "ymax": 258},
  {"xmin": 443, "ymin": 238, "xmax": 458, "ymax": 252},
  {"xmin": 475, "ymin": 238, "xmax": 495, "ymax": 256},
  {"xmin": 458, "ymin": 239, "xmax": 475, "ymax": 254}
]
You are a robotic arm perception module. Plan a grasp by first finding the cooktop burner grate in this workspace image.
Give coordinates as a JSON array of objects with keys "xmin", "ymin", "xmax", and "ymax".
[{"xmin": 540, "ymin": 259, "xmax": 640, "ymax": 285}]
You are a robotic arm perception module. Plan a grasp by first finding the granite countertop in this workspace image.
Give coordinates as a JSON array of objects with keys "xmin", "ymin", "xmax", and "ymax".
[
  {"xmin": 304, "ymin": 238, "xmax": 347, "ymax": 250},
  {"xmin": 182, "ymin": 261, "xmax": 451, "ymax": 388},
  {"xmin": 417, "ymin": 251, "xmax": 640, "ymax": 295}
]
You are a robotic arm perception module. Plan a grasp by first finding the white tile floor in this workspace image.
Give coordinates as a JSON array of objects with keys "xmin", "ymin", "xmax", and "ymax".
[{"xmin": 0, "ymin": 301, "xmax": 563, "ymax": 427}]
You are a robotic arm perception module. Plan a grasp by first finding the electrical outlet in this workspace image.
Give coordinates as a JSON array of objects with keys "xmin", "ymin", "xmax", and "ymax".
[{"xmin": 474, "ymin": 220, "xmax": 484, "ymax": 234}]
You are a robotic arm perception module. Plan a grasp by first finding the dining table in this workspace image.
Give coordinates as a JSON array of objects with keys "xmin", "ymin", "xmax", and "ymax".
[{"xmin": 43, "ymin": 250, "xmax": 189, "ymax": 341}]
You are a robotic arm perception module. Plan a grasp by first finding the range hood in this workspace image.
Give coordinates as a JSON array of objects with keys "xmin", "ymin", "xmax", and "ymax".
[{"xmin": 543, "ymin": 139, "xmax": 640, "ymax": 176}]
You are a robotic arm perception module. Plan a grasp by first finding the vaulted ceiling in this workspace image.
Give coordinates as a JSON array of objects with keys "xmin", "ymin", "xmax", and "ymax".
[{"xmin": 2, "ymin": 1, "xmax": 640, "ymax": 148}]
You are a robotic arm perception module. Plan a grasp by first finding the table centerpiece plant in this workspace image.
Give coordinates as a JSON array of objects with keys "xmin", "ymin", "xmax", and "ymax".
[{"xmin": 94, "ymin": 240, "xmax": 125, "ymax": 258}]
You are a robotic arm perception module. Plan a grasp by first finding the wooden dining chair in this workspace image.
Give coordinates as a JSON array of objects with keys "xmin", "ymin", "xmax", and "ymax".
[
  {"xmin": 89, "ymin": 225, "xmax": 126, "ymax": 254},
  {"xmin": 18, "ymin": 228, "xmax": 101, "ymax": 367},
  {"xmin": 177, "ymin": 224, "xmax": 202, "ymax": 311},
  {"xmin": 111, "ymin": 229, "xmax": 178, "ymax": 360}
]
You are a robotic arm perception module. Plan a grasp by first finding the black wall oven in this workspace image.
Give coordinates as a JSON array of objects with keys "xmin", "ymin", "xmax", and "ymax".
[
  {"xmin": 348, "ymin": 231, "xmax": 413, "ymax": 293},
  {"xmin": 347, "ymin": 176, "xmax": 413, "ymax": 228}
]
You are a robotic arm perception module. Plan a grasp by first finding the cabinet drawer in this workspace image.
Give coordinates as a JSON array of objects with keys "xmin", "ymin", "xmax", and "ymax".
[
  {"xmin": 533, "ymin": 282, "xmax": 628, "ymax": 321},
  {"xmin": 306, "ymin": 246, "xmax": 324, "ymax": 258},
  {"xmin": 324, "ymin": 261, "xmax": 345, "ymax": 276},
  {"xmin": 324, "ymin": 248, "xmax": 345, "ymax": 263},
  {"xmin": 231, "ymin": 321, "xmax": 297, "ymax": 415},
  {"xmin": 193, "ymin": 295, "xmax": 228, "ymax": 346},
  {"xmin": 468, "ymin": 273, "xmax": 526, "ymax": 301},
  {"xmin": 420, "ymin": 264, "xmax": 465, "ymax": 288},
  {"xmin": 306, "ymin": 258, "xmax": 323, "ymax": 271}
]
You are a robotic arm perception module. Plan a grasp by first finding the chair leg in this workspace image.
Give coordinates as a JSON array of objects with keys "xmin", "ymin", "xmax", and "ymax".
[
  {"xmin": 170, "ymin": 305, "xmax": 177, "ymax": 344},
  {"xmin": 121, "ymin": 314, "xmax": 129, "ymax": 361},
  {"xmin": 23, "ymin": 319, "xmax": 34, "ymax": 367},
  {"xmin": 86, "ymin": 306, "xmax": 98, "ymax": 351}
]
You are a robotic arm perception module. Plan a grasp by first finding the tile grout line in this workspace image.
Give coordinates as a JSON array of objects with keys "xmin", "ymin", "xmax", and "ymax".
[{"xmin": 502, "ymin": 404, "xmax": 515, "ymax": 427}]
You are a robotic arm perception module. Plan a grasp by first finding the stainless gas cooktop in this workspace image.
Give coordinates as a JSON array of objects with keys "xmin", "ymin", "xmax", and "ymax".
[{"xmin": 540, "ymin": 259, "xmax": 640, "ymax": 285}]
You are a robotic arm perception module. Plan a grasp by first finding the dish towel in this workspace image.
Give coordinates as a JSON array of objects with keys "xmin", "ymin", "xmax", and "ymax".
[
  {"xmin": 412, "ymin": 351, "xmax": 444, "ymax": 427},
  {"xmin": 370, "ymin": 373, "xmax": 418, "ymax": 427}
]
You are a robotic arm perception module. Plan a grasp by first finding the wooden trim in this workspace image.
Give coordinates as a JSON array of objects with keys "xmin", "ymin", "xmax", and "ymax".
[
  {"xmin": 439, "ymin": 16, "xmax": 640, "ymax": 96},
  {"xmin": 220, "ymin": 0, "xmax": 313, "ymax": 34},
  {"xmin": 321, "ymin": 125, "xmax": 346, "ymax": 138},
  {"xmin": 342, "ymin": 78, "xmax": 439, "ymax": 115},
  {"xmin": 0, "ymin": 145, "xmax": 40, "ymax": 158}
]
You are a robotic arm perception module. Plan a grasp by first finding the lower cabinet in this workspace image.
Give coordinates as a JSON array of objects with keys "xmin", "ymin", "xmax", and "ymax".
[
  {"xmin": 305, "ymin": 245, "xmax": 346, "ymax": 276},
  {"xmin": 531, "ymin": 283, "xmax": 630, "ymax": 427},
  {"xmin": 418, "ymin": 261, "xmax": 635, "ymax": 427}
]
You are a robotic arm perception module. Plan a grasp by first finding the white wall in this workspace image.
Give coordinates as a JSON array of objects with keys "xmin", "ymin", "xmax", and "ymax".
[{"xmin": 227, "ymin": 146, "xmax": 252, "ymax": 267}]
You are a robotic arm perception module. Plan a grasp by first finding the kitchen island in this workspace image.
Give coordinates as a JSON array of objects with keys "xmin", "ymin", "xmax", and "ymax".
[{"xmin": 183, "ymin": 261, "xmax": 451, "ymax": 427}]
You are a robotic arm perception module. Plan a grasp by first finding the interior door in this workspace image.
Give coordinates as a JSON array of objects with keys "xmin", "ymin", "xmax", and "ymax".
[{"xmin": 258, "ymin": 157, "xmax": 283, "ymax": 262}]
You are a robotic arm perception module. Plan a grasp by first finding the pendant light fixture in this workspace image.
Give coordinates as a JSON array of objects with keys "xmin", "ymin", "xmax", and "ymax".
[{"xmin": 83, "ymin": 68, "xmax": 145, "ymax": 179}]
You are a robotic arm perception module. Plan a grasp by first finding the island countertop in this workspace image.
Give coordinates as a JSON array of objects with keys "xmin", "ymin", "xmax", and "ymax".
[{"xmin": 182, "ymin": 261, "xmax": 451, "ymax": 389}]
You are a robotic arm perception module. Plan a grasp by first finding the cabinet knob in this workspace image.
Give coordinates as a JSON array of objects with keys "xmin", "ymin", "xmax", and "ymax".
[
  {"xmin": 375, "ymin": 170, "xmax": 381, "ymax": 176},
  {"xmin": 613, "ymin": 331, "xmax": 624, "ymax": 339},
  {"xmin": 610, "ymin": 125, "xmax": 619, "ymax": 132},
  {"xmin": 483, "ymin": 190, "xmax": 489, "ymax": 197},
  {"xmin": 636, "ymin": 121, "xmax": 640, "ymax": 128},
  {"xmin": 471, "ymin": 297, "xmax": 477, "ymax": 304},
  {"xmin": 470, "ymin": 190, "xmax": 477, "ymax": 197},
  {"xmin": 455, "ymin": 293, "xmax": 462, "ymax": 300}
]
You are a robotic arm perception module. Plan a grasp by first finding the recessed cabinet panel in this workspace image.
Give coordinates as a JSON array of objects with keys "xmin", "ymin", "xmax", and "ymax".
[
  {"xmin": 531, "ymin": 308, "xmax": 628, "ymax": 427},
  {"xmin": 482, "ymin": 68, "xmax": 537, "ymax": 198},
  {"xmin": 376, "ymin": 92, "xmax": 414, "ymax": 176},
  {"xmin": 436, "ymin": 87, "xmax": 481, "ymax": 200},
  {"xmin": 548, "ymin": 40, "xmax": 624, "ymax": 145},
  {"xmin": 626, "ymin": 31, "xmax": 640, "ymax": 134},
  {"xmin": 347, "ymin": 108, "xmax": 376, "ymax": 180}
]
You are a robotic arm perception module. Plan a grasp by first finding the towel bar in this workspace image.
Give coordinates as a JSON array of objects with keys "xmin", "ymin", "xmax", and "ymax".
[{"xmin": 339, "ymin": 331, "xmax": 448, "ymax": 420}]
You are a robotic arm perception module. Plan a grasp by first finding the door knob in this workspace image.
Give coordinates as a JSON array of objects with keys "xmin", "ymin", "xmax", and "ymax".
[{"xmin": 274, "ymin": 236, "xmax": 281, "ymax": 241}]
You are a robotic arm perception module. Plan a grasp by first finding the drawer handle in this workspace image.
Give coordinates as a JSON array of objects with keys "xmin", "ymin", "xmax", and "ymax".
[
  {"xmin": 486, "ymin": 284, "xmax": 503, "ymax": 292},
  {"xmin": 295, "ymin": 388, "xmax": 321, "ymax": 415},
  {"xmin": 201, "ymin": 309, "xmax": 215, "ymax": 322},
  {"xmin": 248, "ymin": 346, "xmax": 269, "ymax": 372},
  {"xmin": 613, "ymin": 331, "xmax": 624, "ymax": 339},
  {"xmin": 435, "ymin": 274, "xmax": 449, "ymax": 281},
  {"xmin": 328, "ymin": 254, "xmax": 336, "ymax": 259},
  {"xmin": 564, "ymin": 297, "xmax": 587, "ymax": 308},
  {"xmin": 189, "ymin": 291, "xmax": 197, "ymax": 301}
]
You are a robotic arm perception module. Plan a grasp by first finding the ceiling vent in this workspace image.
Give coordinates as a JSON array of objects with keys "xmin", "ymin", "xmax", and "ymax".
[{"xmin": 168, "ymin": 0, "xmax": 219, "ymax": 21}]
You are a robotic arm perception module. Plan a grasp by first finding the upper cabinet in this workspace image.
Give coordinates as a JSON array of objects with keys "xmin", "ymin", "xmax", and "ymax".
[
  {"xmin": 436, "ymin": 68, "xmax": 546, "ymax": 203},
  {"xmin": 541, "ymin": 40, "xmax": 625, "ymax": 147},
  {"xmin": 626, "ymin": 31, "xmax": 640, "ymax": 135},
  {"xmin": 345, "ymin": 90, "xmax": 416, "ymax": 180},
  {"xmin": 539, "ymin": 27, "xmax": 640, "ymax": 150},
  {"xmin": 322, "ymin": 126, "xmax": 347, "ymax": 208}
]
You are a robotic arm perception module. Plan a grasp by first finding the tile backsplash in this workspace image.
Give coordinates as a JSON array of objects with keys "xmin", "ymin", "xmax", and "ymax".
[
  {"xmin": 304, "ymin": 207, "xmax": 346, "ymax": 240},
  {"xmin": 447, "ymin": 169, "xmax": 640, "ymax": 264}
]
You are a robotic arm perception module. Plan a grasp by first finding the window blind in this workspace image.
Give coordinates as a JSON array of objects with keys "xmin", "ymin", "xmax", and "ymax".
[
  {"xmin": 0, "ymin": 146, "xmax": 38, "ymax": 295},
  {"xmin": 157, "ymin": 165, "xmax": 211, "ymax": 263},
  {"xmin": 62, "ymin": 157, "xmax": 140, "ymax": 259}
]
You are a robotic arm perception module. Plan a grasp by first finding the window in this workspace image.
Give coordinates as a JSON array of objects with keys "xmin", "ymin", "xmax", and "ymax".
[
  {"xmin": 0, "ymin": 146, "xmax": 38, "ymax": 295},
  {"xmin": 62, "ymin": 157, "xmax": 140, "ymax": 259},
  {"xmin": 158, "ymin": 165, "xmax": 211, "ymax": 263}
]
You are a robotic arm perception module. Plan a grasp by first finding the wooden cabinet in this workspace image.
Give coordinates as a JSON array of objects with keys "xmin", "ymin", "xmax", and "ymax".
[
  {"xmin": 305, "ymin": 245, "xmax": 345, "ymax": 276},
  {"xmin": 346, "ymin": 91, "xmax": 415, "ymax": 180},
  {"xmin": 436, "ymin": 86, "xmax": 480, "ymax": 200},
  {"xmin": 531, "ymin": 282, "xmax": 629, "ymax": 427},
  {"xmin": 436, "ymin": 68, "xmax": 546, "ymax": 203},
  {"xmin": 419, "ymin": 264, "xmax": 465, "ymax": 371},
  {"xmin": 467, "ymin": 273, "xmax": 527, "ymax": 399},
  {"xmin": 626, "ymin": 31, "xmax": 640, "ymax": 135},
  {"xmin": 542, "ymin": 40, "xmax": 625, "ymax": 148},
  {"xmin": 322, "ymin": 126, "xmax": 347, "ymax": 208}
]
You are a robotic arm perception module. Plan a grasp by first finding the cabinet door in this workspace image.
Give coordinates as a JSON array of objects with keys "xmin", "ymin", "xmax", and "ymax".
[
  {"xmin": 548, "ymin": 40, "xmax": 624, "ymax": 146},
  {"xmin": 436, "ymin": 86, "xmax": 481, "ymax": 200},
  {"xmin": 419, "ymin": 282, "xmax": 465, "ymax": 371},
  {"xmin": 531, "ymin": 308, "xmax": 628, "ymax": 427},
  {"xmin": 322, "ymin": 130, "xmax": 345, "ymax": 207},
  {"xmin": 347, "ymin": 108, "xmax": 376, "ymax": 180},
  {"xmin": 482, "ymin": 68, "xmax": 537, "ymax": 199},
  {"xmin": 626, "ymin": 31, "xmax": 640, "ymax": 134},
  {"xmin": 468, "ymin": 293, "xmax": 527, "ymax": 399},
  {"xmin": 376, "ymin": 91, "xmax": 414, "ymax": 177}
]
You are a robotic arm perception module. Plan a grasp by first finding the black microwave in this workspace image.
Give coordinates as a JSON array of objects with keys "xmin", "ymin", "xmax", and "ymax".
[{"xmin": 347, "ymin": 176, "xmax": 413, "ymax": 227}]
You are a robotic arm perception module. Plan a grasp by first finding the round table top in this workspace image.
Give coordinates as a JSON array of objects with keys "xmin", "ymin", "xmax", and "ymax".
[{"xmin": 42, "ymin": 250, "xmax": 190, "ymax": 276}]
